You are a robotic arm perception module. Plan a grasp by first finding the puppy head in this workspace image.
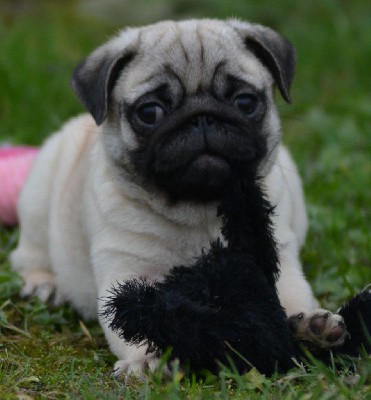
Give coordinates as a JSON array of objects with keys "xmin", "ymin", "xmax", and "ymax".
[{"xmin": 71, "ymin": 19, "xmax": 295, "ymax": 202}]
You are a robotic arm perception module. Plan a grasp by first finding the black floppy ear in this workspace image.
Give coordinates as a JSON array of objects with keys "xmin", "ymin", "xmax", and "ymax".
[
  {"xmin": 71, "ymin": 35, "xmax": 136, "ymax": 125},
  {"xmin": 229, "ymin": 20, "xmax": 296, "ymax": 103}
]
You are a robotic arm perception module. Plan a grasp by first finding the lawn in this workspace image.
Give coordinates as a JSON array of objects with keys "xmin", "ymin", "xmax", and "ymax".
[{"xmin": 0, "ymin": 0, "xmax": 370, "ymax": 398}]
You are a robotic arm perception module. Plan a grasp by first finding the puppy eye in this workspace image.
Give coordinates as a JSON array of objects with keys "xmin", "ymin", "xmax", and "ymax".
[
  {"xmin": 136, "ymin": 103, "xmax": 164, "ymax": 125},
  {"xmin": 233, "ymin": 94, "xmax": 258, "ymax": 115}
]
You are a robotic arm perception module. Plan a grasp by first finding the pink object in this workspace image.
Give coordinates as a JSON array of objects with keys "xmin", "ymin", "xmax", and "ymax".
[{"xmin": 0, "ymin": 146, "xmax": 39, "ymax": 226}]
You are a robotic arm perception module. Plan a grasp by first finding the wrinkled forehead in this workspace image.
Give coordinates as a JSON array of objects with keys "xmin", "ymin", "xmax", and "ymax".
[{"xmin": 114, "ymin": 20, "xmax": 272, "ymax": 103}]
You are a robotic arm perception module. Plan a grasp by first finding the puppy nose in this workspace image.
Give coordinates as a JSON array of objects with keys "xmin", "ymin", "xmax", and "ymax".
[{"xmin": 190, "ymin": 115, "xmax": 216, "ymax": 129}]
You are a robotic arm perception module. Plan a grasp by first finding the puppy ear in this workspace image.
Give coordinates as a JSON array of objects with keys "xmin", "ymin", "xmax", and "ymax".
[
  {"xmin": 71, "ymin": 31, "xmax": 137, "ymax": 125},
  {"xmin": 229, "ymin": 20, "xmax": 296, "ymax": 103}
]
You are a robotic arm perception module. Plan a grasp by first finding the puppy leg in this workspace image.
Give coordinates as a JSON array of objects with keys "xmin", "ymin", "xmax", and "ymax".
[
  {"xmin": 99, "ymin": 293, "xmax": 171, "ymax": 380},
  {"xmin": 276, "ymin": 242, "xmax": 349, "ymax": 351},
  {"xmin": 270, "ymin": 146, "xmax": 348, "ymax": 349},
  {"xmin": 10, "ymin": 134, "xmax": 65, "ymax": 305},
  {"xmin": 94, "ymin": 253, "xmax": 171, "ymax": 380},
  {"xmin": 275, "ymin": 229, "xmax": 318, "ymax": 314}
]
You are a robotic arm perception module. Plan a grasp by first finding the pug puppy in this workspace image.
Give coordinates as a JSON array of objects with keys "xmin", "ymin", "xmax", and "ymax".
[{"xmin": 10, "ymin": 19, "xmax": 348, "ymax": 377}]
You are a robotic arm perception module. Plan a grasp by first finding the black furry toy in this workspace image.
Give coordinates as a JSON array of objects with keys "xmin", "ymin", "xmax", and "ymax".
[{"xmin": 103, "ymin": 163, "xmax": 371, "ymax": 375}]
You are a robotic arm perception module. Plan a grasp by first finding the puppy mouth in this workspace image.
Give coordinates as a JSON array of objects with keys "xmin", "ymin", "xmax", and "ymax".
[
  {"xmin": 189, "ymin": 153, "xmax": 230, "ymax": 173},
  {"xmin": 153, "ymin": 152, "xmax": 232, "ymax": 202},
  {"xmin": 184, "ymin": 153, "xmax": 231, "ymax": 189}
]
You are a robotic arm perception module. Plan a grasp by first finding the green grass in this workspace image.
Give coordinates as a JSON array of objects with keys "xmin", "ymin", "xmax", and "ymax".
[{"xmin": 0, "ymin": 0, "xmax": 370, "ymax": 398}]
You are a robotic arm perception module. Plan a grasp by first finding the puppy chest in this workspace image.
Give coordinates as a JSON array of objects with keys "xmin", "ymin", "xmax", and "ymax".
[
  {"xmin": 164, "ymin": 225, "xmax": 220, "ymax": 265},
  {"xmin": 131, "ymin": 222, "xmax": 221, "ymax": 271},
  {"xmin": 102, "ymin": 210, "xmax": 222, "ymax": 275}
]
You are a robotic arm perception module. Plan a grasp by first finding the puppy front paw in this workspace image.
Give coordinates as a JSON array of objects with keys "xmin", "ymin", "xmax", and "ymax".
[
  {"xmin": 113, "ymin": 355, "xmax": 171, "ymax": 381},
  {"xmin": 20, "ymin": 270, "xmax": 65, "ymax": 306},
  {"xmin": 288, "ymin": 308, "xmax": 350, "ymax": 349}
]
